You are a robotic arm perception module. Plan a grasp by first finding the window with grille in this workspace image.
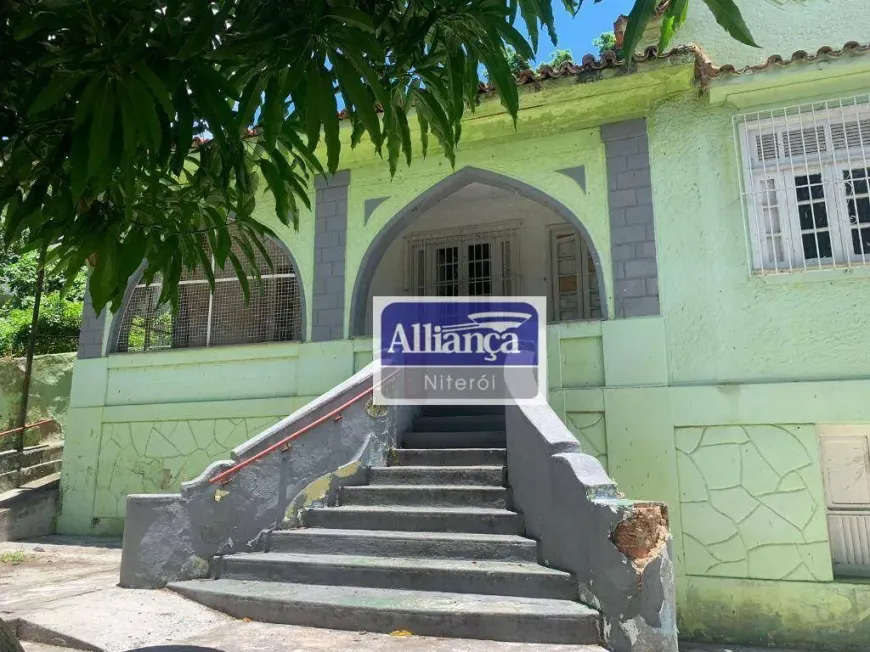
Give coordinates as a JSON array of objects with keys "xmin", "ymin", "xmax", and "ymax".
[
  {"xmin": 404, "ymin": 224, "xmax": 520, "ymax": 297},
  {"xmin": 114, "ymin": 235, "xmax": 302, "ymax": 353},
  {"xmin": 735, "ymin": 94, "xmax": 870, "ymax": 273},
  {"xmin": 550, "ymin": 228, "xmax": 602, "ymax": 321}
]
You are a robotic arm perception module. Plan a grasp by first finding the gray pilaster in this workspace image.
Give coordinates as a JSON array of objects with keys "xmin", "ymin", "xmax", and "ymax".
[
  {"xmin": 312, "ymin": 170, "xmax": 350, "ymax": 341},
  {"xmin": 601, "ymin": 119, "xmax": 660, "ymax": 318},
  {"xmin": 77, "ymin": 282, "xmax": 106, "ymax": 359}
]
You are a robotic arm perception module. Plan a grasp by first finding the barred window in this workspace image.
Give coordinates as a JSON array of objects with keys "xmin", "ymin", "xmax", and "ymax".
[
  {"xmin": 735, "ymin": 94, "xmax": 870, "ymax": 274},
  {"xmin": 114, "ymin": 235, "xmax": 302, "ymax": 353}
]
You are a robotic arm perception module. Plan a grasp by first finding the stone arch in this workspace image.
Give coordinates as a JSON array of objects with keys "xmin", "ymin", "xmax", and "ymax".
[
  {"xmin": 349, "ymin": 165, "xmax": 607, "ymax": 336},
  {"xmin": 107, "ymin": 234, "xmax": 308, "ymax": 353}
]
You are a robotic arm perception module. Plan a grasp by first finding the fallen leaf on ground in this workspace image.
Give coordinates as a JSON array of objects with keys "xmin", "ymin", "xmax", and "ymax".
[
  {"xmin": 241, "ymin": 617, "xmax": 251, "ymax": 623},
  {"xmin": 390, "ymin": 630, "xmax": 413, "ymax": 637}
]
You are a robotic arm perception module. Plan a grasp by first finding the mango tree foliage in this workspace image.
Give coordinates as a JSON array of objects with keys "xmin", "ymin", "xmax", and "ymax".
[{"xmin": 0, "ymin": 0, "xmax": 754, "ymax": 314}]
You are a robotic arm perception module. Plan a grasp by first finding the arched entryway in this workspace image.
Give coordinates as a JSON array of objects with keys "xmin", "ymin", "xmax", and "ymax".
[{"xmin": 350, "ymin": 167, "xmax": 606, "ymax": 336}]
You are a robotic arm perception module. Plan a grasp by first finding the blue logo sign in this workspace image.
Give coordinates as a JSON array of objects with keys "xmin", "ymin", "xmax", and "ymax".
[{"xmin": 378, "ymin": 299, "xmax": 540, "ymax": 367}]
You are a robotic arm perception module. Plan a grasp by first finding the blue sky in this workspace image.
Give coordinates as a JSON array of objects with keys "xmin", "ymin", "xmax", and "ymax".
[{"xmin": 529, "ymin": 0, "xmax": 635, "ymax": 63}]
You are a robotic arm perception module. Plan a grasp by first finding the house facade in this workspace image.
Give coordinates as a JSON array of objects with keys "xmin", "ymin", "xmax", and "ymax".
[{"xmin": 61, "ymin": 1, "xmax": 870, "ymax": 648}]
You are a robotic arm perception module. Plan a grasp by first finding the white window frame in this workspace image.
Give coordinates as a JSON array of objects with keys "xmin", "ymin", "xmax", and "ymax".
[
  {"xmin": 403, "ymin": 222, "xmax": 520, "ymax": 297},
  {"xmin": 549, "ymin": 226, "xmax": 601, "ymax": 322},
  {"xmin": 735, "ymin": 95, "xmax": 870, "ymax": 274}
]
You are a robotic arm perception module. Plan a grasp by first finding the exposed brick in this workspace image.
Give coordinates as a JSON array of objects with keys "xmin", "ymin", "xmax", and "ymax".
[
  {"xmin": 636, "ymin": 186, "xmax": 653, "ymax": 205},
  {"xmin": 317, "ymin": 201, "xmax": 337, "ymax": 217},
  {"xmin": 625, "ymin": 258, "xmax": 659, "ymax": 279},
  {"xmin": 330, "ymin": 324, "xmax": 345, "ymax": 339},
  {"xmin": 607, "ymin": 156, "xmax": 628, "ymax": 174},
  {"xmin": 332, "ymin": 260, "xmax": 345, "ymax": 277},
  {"xmin": 622, "ymin": 296, "xmax": 660, "ymax": 317},
  {"xmin": 317, "ymin": 231, "xmax": 341, "ymax": 248},
  {"xmin": 637, "ymin": 135, "xmax": 649, "ymax": 153},
  {"xmin": 617, "ymin": 169, "xmax": 652, "ymax": 190},
  {"xmin": 626, "ymin": 153, "xmax": 650, "ymax": 171},
  {"xmin": 635, "ymin": 241, "xmax": 658, "ymax": 258},
  {"xmin": 646, "ymin": 223, "xmax": 657, "ymax": 240},
  {"xmin": 314, "ymin": 278, "xmax": 328, "ymax": 293},
  {"xmin": 311, "ymin": 325, "xmax": 331, "ymax": 341},
  {"xmin": 313, "ymin": 294, "xmax": 338, "ymax": 310},
  {"xmin": 612, "ymin": 244, "xmax": 635, "ymax": 261},
  {"xmin": 320, "ymin": 246, "xmax": 345, "ymax": 263},
  {"xmin": 322, "ymin": 186, "xmax": 347, "ymax": 202},
  {"xmin": 611, "ymin": 225, "xmax": 648, "ymax": 245},
  {"xmin": 325, "ymin": 276, "xmax": 345, "ymax": 294},
  {"xmin": 625, "ymin": 205, "xmax": 654, "ymax": 225},
  {"xmin": 615, "ymin": 279, "xmax": 646, "ymax": 298},
  {"xmin": 609, "ymin": 208, "xmax": 627, "ymax": 227},
  {"xmin": 315, "ymin": 263, "xmax": 332, "ymax": 278},
  {"xmin": 610, "ymin": 189, "xmax": 637, "ymax": 209},
  {"xmin": 601, "ymin": 119, "xmax": 647, "ymax": 141},
  {"xmin": 325, "ymin": 216, "xmax": 346, "ymax": 232},
  {"xmin": 316, "ymin": 308, "xmax": 343, "ymax": 326},
  {"xmin": 646, "ymin": 277, "xmax": 659, "ymax": 296},
  {"xmin": 604, "ymin": 138, "xmax": 640, "ymax": 158},
  {"xmin": 613, "ymin": 261, "xmax": 626, "ymax": 280}
]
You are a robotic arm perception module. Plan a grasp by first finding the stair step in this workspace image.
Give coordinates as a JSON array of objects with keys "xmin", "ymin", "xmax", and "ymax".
[
  {"xmin": 420, "ymin": 404, "xmax": 506, "ymax": 417},
  {"xmin": 269, "ymin": 529, "xmax": 538, "ymax": 562},
  {"xmin": 303, "ymin": 505, "xmax": 524, "ymax": 535},
  {"xmin": 369, "ymin": 465, "xmax": 505, "ymax": 486},
  {"xmin": 340, "ymin": 485, "xmax": 508, "ymax": 508},
  {"xmin": 412, "ymin": 414, "xmax": 505, "ymax": 432},
  {"xmin": 402, "ymin": 431, "xmax": 506, "ymax": 449},
  {"xmin": 217, "ymin": 552, "xmax": 575, "ymax": 600},
  {"xmin": 393, "ymin": 448, "xmax": 506, "ymax": 467},
  {"xmin": 169, "ymin": 579, "xmax": 602, "ymax": 645}
]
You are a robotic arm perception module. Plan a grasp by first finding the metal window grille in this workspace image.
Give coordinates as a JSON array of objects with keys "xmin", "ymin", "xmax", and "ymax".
[
  {"xmin": 115, "ymin": 235, "xmax": 302, "ymax": 353},
  {"xmin": 550, "ymin": 228, "xmax": 602, "ymax": 321},
  {"xmin": 404, "ymin": 223, "xmax": 521, "ymax": 298},
  {"xmin": 734, "ymin": 93, "xmax": 870, "ymax": 274}
]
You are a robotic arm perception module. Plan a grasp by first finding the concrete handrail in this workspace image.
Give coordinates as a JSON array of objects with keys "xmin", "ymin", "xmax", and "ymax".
[
  {"xmin": 120, "ymin": 363, "xmax": 415, "ymax": 588},
  {"xmin": 505, "ymin": 401, "xmax": 677, "ymax": 652}
]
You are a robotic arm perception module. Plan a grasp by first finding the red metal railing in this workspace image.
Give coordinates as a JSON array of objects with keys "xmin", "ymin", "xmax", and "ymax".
[
  {"xmin": 208, "ymin": 384, "xmax": 376, "ymax": 486},
  {"xmin": 0, "ymin": 419, "xmax": 56, "ymax": 439}
]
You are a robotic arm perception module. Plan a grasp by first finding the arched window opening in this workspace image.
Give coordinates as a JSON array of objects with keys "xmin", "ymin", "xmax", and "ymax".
[{"xmin": 114, "ymin": 235, "xmax": 302, "ymax": 353}]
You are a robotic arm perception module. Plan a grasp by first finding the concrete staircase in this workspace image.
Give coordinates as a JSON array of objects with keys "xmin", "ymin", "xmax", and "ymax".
[{"xmin": 170, "ymin": 405, "xmax": 602, "ymax": 645}]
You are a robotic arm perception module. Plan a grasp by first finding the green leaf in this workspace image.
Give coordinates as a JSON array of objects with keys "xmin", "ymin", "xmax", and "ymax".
[
  {"xmin": 193, "ymin": 239, "xmax": 216, "ymax": 292},
  {"xmin": 259, "ymin": 158, "xmax": 290, "ymax": 225},
  {"xmin": 131, "ymin": 61, "xmax": 175, "ymax": 118},
  {"xmin": 28, "ymin": 72, "xmax": 83, "ymax": 116},
  {"xmin": 304, "ymin": 63, "xmax": 323, "ymax": 150},
  {"xmin": 516, "ymin": 0, "xmax": 540, "ymax": 52},
  {"xmin": 659, "ymin": 0, "xmax": 689, "ymax": 51},
  {"xmin": 121, "ymin": 76, "xmax": 161, "ymax": 150},
  {"xmin": 227, "ymin": 250, "xmax": 250, "ymax": 304},
  {"xmin": 702, "ymin": 0, "xmax": 759, "ymax": 47},
  {"xmin": 396, "ymin": 105, "xmax": 412, "ymax": 167},
  {"xmin": 178, "ymin": 10, "xmax": 215, "ymax": 59},
  {"xmin": 262, "ymin": 74, "xmax": 285, "ymax": 148},
  {"xmin": 69, "ymin": 128, "xmax": 90, "ymax": 201},
  {"xmin": 73, "ymin": 73, "xmax": 103, "ymax": 129},
  {"xmin": 416, "ymin": 109, "xmax": 429, "ymax": 158},
  {"xmin": 172, "ymin": 89, "xmax": 194, "ymax": 173},
  {"xmin": 238, "ymin": 73, "xmax": 267, "ymax": 135},
  {"xmin": 324, "ymin": 6, "xmax": 375, "ymax": 31},
  {"xmin": 332, "ymin": 54, "xmax": 382, "ymax": 152},
  {"xmin": 622, "ymin": 0, "xmax": 660, "ymax": 59},
  {"xmin": 318, "ymin": 66, "xmax": 341, "ymax": 173},
  {"xmin": 88, "ymin": 80, "xmax": 115, "ymax": 180}
]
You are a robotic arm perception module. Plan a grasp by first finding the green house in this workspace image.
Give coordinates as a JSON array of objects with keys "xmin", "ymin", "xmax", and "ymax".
[{"xmin": 63, "ymin": 2, "xmax": 870, "ymax": 648}]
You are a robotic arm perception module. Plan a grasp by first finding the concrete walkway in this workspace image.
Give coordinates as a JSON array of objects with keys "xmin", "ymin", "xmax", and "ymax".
[{"xmin": 1, "ymin": 537, "xmax": 809, "ymax": 652}]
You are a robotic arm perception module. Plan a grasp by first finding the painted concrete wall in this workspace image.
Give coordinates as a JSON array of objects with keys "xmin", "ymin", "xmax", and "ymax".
[
  {"xmin": 677, "ymin": 0, "xmax": 869, "ymax": 68},
  {"xmin": 0, "ymin": 353, "xmax": 75, "ymax": 446}
]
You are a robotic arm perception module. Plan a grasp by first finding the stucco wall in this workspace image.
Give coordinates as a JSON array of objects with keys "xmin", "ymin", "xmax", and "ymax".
[
  {"xmin": 677, "ymin": 0, "xmax": 869, "ymax": 68},
  {"xmin": 649, "ymin": 91, "xmax": 870, "ymax": 385}
]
